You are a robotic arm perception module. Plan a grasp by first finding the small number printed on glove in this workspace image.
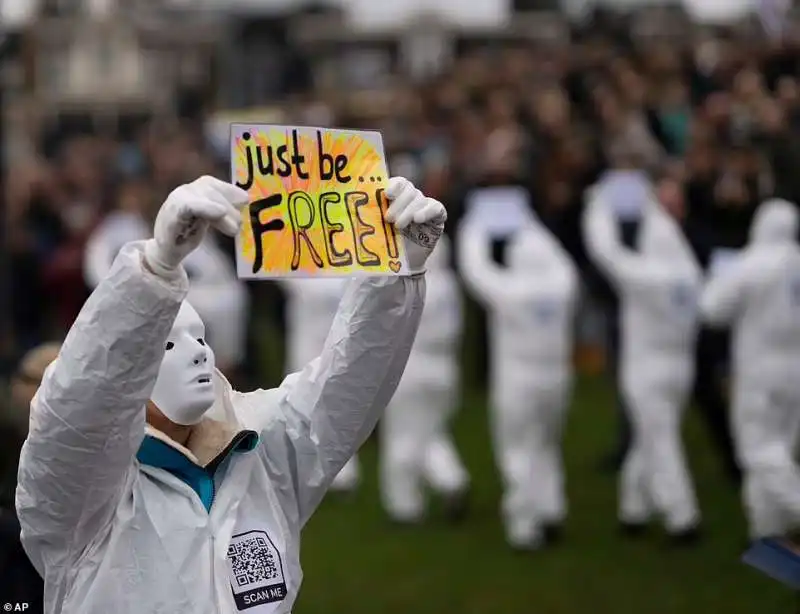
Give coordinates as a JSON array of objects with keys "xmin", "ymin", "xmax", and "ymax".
[
  {"xmin": 385, "ymin": 177, "xmax": 447, "ymax": 272},
  {"xmin": 402, "ymin": 220, "xmax": 444, "ymax": 251}
]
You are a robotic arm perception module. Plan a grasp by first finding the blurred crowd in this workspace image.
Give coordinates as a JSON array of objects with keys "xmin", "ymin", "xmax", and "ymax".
[
  {"xmin": 6, "ymin": 8, "xmax": 800, "ymax": 362},
  {"xmin": 400, "ymin": 23, "xmax": 800, "ymax": 273},
  {"xmin": 4, "ymin": 3, "xmax": 800, "ymax": 602},
  {"xmin": 5, "ymin": 7, "xmax": 800, "ymax": 444}
]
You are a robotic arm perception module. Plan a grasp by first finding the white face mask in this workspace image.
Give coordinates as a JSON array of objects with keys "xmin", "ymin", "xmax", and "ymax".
[{"xmin": 151, "ymin": 302, "xmax": 216, "ymax": 426}]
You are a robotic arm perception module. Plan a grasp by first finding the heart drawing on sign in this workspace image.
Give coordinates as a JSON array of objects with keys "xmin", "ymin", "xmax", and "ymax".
[{"xmin": 389, "ymin": 260, "xmax": 401, "ymax": 273}]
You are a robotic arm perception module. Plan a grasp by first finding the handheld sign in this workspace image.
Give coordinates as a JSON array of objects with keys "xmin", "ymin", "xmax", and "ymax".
[
  {"xmin": 462, "ymin": 186, "xmax": 536, "ymax": 240},
  {"xmin": 231, "ymin": 124, "xmax": 409, "ymax": 278}
]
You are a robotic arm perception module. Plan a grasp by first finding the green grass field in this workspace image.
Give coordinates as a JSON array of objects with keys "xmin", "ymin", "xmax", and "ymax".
[{"xmin": 296, "ymin": 375, "xmax": 796, "ymax": 614}]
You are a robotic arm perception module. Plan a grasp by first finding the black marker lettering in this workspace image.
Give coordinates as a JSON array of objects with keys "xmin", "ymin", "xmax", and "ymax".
[
  {"xmin": 376, "ymin": 188, "xmax": 399, "ymax": 260},
  {"xmin": 238, "ymin": 130, "xmax": 316, "ymax": 187},
  {"xmin": 317, "ymin": 130, "xmax": 351, "ymax": 183},
  {"xmin": 318, "ymin": 131, "xmax": 333, "ymax": 181},
  {"xmin": 319, "ymin": 192, "xmax": 353, "ymax": 267},
  {"xmin": 237, "ymin": 132, "xmax": 255, "ymax": 190},
  {"xmin": 287, "ymin": 191, "xmax": 324, "ymax": 271},
  {"xmin": 256, "ymin": 145, "xmax": 274, "ymax": 177},
  {"xmin": 335, "ymin": 154, "xmax": 351, "ymax": 183},
  {"xmin": 291, "ymin": 130, "xmax": 309, "ymax": 179},
  {"xmin": 276, "ymin": 144, "xmax": 291, "ymax": 177},
  {"xmin": 345, "ymin": 191, "xmax": 380, "ymax": 267},
  {"xmin": 249, "ymin": 195, "xmax": 285, "ymax": 274}
]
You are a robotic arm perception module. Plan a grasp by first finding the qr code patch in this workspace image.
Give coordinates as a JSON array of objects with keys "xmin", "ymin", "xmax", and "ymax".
[{"xmin": 228, "ymin": 535, "xmax": 279, "ymax": 587}]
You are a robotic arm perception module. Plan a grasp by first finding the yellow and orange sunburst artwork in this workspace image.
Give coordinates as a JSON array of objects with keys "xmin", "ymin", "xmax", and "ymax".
[{"xmin": 233, "ymin": 125, "xmax": 407, "ymax": 278}]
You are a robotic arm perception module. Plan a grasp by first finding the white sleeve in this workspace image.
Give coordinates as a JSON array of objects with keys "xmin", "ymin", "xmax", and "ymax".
[
  {"xmin": 234, "ymin": 274, "xmax": 425, "ymax": 527},
  {"xmin": 17, "ymin": 242, "xmax": 187, "ymax": 574},
  {"xmin": 561, "ymin": 250, "xmax": 581, "ymax": 307},
  {"xmin": 456, "ymin": 222, "xmax": 508, "ymax": 306},
  {"xmin": 544, "ymin": 230, "xmax": 580, "ymax": 296},
  {"xmin": 582, "ymin": 198, "xmax": 640, "ymax": 287},
  {"xmin": 700, "ymin": 258, "xmax": 750, "ymax": 326}
]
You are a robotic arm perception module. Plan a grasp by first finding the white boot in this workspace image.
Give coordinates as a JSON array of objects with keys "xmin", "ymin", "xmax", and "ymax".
[
  {"xmin": 505, "ymin": 515, "xmax": 544, "ymax": 551},
  {"xmin": 423, "ymin": 436, "xmax": 470, "ymax": 495}
]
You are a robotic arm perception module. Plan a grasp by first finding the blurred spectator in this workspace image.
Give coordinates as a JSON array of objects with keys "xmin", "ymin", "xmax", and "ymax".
[
  {"xmin": 6, "ymin": 159, "xmax": 71, "ymax": 357},
  {"xmin": 656, "ymin": 172, "xmax": 687, "ymax": 221}
]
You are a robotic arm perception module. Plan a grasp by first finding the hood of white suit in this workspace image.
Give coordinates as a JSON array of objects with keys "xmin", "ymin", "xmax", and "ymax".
[{"xmin": 750, "ymin": 199, "xmax": 798, "ymax": 246}]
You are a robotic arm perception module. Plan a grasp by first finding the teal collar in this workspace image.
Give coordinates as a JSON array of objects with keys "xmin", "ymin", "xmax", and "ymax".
[{"xmin": 137, "ymin": 429, "xmax": 259, "ymax": 512}]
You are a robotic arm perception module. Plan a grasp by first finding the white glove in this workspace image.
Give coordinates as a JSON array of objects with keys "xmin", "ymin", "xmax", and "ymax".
[
  {"xmin": 385, "ymin": 177, "xmax": 447, "ymax": 274},
  {"xmin": 144, "ymin": 176, "xmax": 250, "ymax": 279}
]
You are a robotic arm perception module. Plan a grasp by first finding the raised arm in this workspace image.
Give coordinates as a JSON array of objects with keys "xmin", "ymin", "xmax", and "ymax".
[
  {"xmin": 700, "ymin": 257, "xmax": 750, "ymax": 327},
  {"xmin": 581, "ymin": 196, "xmax": 641, "ymax": 287},
  {"xmin": 234, "ymin": 178, "xmax": 443, "ymax": 527},
  {"xmin": 17, "ymin": 242, "xmax": 187, "ymax": 572},
  {"xmin": 456, "ymin": 220, "xmax": 508, "ymax": 306},
  {"xmin": 16, "ymin": 176, "xmax": 248, "ymax": 574},
  {"xmin": 237, "ymin": 275, "xmax": 424, "ymax": 527},
  {"xmin": 541, "ymin": 228, "xmax": 580, "ymax": 297}
]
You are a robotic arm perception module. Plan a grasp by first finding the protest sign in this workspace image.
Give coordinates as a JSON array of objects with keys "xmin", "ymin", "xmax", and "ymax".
[
  {"xmin": 462, "ymin": 186, "xmax": 536, "ymax": 240},
  {"xmin": 231, "ymin": 124, "xmax": 409, "ymax": 278}
]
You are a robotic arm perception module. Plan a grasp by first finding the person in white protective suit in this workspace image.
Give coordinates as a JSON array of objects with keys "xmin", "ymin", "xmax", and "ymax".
[
  {"xmin": 16, "ymin": 175, "xmax": 447, "ymax": 614},
  {"xmin": 700, "ymin": 199, "xmax": 800, "ymax": 540},
  {"xmin": 279, "ymin": 276, "xmax": 361, "ymax": 493},
  {"xmin": 458, "ymin": 219, "xmax": 578, "ymax": 550},
  {"xmin": 379, "ymin": 235, "xmax": 471, "ymax": 523},
  {"xmin": 583, "ymin": 192, "xmax": 702, "ymax": 541},
  {"xmin": 83, "ymin": 186, "xmax": 249, "ymax": 373}
]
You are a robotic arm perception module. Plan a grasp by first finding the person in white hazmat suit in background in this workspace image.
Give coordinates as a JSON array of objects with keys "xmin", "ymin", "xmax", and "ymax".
[
  {"xmin": 700, "ymin": 199, "xmax": 800, "ymax": 540},
  {"xmin": 279, "ymin": 276, "xmax": 361, "ymax": 493},
  {"xmin": 16, "ymin": 174, "xmax": 447, "ymax": 614},
  {"xmin": 83, "ymin": 183, "xmax": 249, "ymax": 375},
  {"xmin": 457, "ymin": 218, "xmax": 578, "ymax": 550},
  {"xmin": 379, "ymin": 235, "xmax": 471, "ymax": 523},
  {"xmin": 583, "ymin": 190, "xmax": 702, "ymax": 542}
]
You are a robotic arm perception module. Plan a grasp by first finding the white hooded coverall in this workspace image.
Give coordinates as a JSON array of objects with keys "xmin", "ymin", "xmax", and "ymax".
[
  {"xmin": 84, "ymin": 210, "xmax": 249, "ymax": 368},
  {"xmin": 458, "ymin": 221, "xmax": 578, "ymax": 546},
  {"xmin": 584, "ymin": 198, "xmax": 701, "ymax": 533},
  {"xmin": 700, "ymin": 199, "xmax": 800, "ymax": 539},
  {"xmin": 279, "ymin": 276, "xmax": 361, "ymax": 492},
  {"xmin": 16, "ymin": 240, "xmax": 424, "ymax": 614},
  {"xmin": 379, "ymin": 236, "xmax": 470, "ymax": 521}
]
